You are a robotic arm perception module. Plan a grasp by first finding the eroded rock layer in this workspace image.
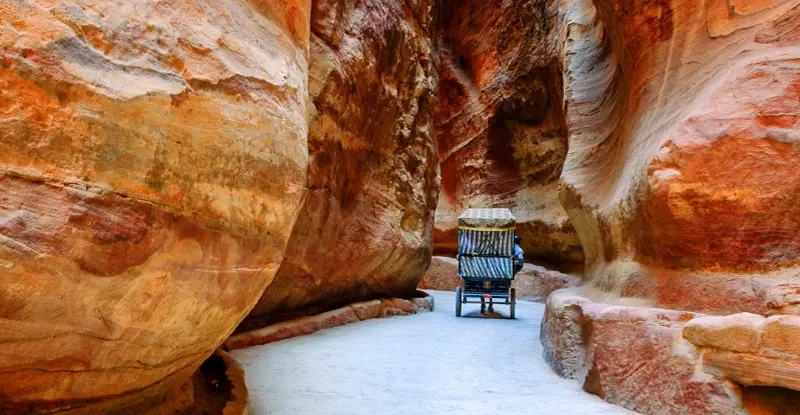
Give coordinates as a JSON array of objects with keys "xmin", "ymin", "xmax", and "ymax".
[
  {"xmin": 0, "ymin": 1, "xmax": 309, "ymax": 412},
  {"xmin": 249, "ymin": 0, "xmax": 440, "ymax": 321},
  {"xmin": 432, "ymin": 0, "xmax": 584, "ymax": 268},
  {"xmin": 558, "ymin": 0, "xmax": 800, "ymax": 314},
  {"xmin": 542, "ymin": 289, "xmax": 800, "ymax": 414},
  {"xmin": 541, "ymin": 0, "xmax": 800, "ymax": 412}
]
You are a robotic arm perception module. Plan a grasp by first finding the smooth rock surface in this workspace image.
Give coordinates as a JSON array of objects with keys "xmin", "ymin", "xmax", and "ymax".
[
  {"xmin": 234, "ymin": 291, "xmax": 631, "ymax": 415},
  {"xmin": 0, "ymin": 1, "xmax": 309, "ymax": 412},
  {"xmin": 250, "ymin": 0, "xmax": 440, "ymax": 321},
  {"xmin": 557, "ymin": 0, "xmax": 800, "ymax": 315}
]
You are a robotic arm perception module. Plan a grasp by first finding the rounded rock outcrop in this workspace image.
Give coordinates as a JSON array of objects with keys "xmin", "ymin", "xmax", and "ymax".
[{"xmin": 0, "ymin": 1, "xmax": 309, "ymax": 412}]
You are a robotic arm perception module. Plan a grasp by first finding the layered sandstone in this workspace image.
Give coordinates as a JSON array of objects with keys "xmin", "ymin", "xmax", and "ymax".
[
  {"xmin": 432, "ymin": 0, "xmax": 584, "ymax": 267},
  {"xmin": 0, "ymin": 1, "xmax": 309, "ymax": 412},
  {"xmin": 249, "ymin": 0, "xmax": 440, "ymax": 322},
  {"xmin": 539, "ymin": 0, "xmax": 800, "ymax": 412},
  {"xmin": 542, "ymin": 289, "xmax": 800, "ymax": 414},
  {"xmin": 558, "ymin": 0, "xmax": 800, "ymax": 315}
]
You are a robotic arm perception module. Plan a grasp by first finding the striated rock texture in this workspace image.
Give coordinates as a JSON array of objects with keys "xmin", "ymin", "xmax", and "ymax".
[
  {"xmin": 432, "ymin": 0, "xmax": 584, "ymax": 268},
  {"xmin": 558, "ymin": 0, "xmax": 800, "ymax": 315},
  {"xmin": 249, "ymin": 0, "xmax": 440, "ymax": 322},
  {"xmin": 0, "ymin": 0, "xmax": 309, "ymax": 412},
  {"xmin": 542, "ymin": 291, "xmax": 800, "ymax": 414},
  {"xmin": 537, "ymin": 0, "xmax": 800, "ymax": 412},
  {"xmin": 541, "ymin": 289, "xmax": 744, "ymax": 414}
]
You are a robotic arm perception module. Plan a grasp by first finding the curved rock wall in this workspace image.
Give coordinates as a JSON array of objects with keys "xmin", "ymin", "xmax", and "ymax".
[
  {"xmin": 248, "ymin": 0, "xmax": 440, "ymax": 322},
  {"xmin": 432, "ymin": 0, "xmax": 584, "ymax": 268},
  {"xmin": 3, "ymin": 0, "xmax": 799, "ymax": 413},
  {"xmin": 543, "ymin": 0, "xmax": 800, "ymax": 412},
  {"xmin": 559, "ymin": 0, "xmax": 800, "ymax": 315},
  {"xmin": 0, "ymin": 0, "xmax": 309, "ymax": 412}
]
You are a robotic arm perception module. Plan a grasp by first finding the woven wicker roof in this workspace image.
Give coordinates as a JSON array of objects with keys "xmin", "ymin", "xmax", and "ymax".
[{"xmin": 458, "ymin": 208, "xmax": 515, "ymax": 228}]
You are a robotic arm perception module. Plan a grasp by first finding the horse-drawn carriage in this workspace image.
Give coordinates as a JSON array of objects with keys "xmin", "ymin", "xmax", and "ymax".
[{"xmin": 455, "ymin": 208, "xmax": 520, "ymax": 319}]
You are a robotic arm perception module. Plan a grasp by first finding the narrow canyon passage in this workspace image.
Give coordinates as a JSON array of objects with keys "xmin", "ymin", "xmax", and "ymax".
[{"xmin": 233, "ymin": 291, "xmax": 631, "ymax": 415}]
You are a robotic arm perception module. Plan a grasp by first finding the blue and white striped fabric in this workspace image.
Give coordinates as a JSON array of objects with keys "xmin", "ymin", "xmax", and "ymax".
[
  {"xmin": 457, "ymin": 228, "xmax": 514, "ymax": 256},
  {"xmin": 458, "ymin": 256, "xmax": 514, "ymax": 279},
  {"xmin": 457, "ymin": 227, "xmax": 515, "ymax": 279}
]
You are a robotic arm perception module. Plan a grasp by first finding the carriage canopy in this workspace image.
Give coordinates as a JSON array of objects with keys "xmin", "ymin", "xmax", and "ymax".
[{"xmin": 457, "ymin": 208, "xmax": 516, "ymax": 280}]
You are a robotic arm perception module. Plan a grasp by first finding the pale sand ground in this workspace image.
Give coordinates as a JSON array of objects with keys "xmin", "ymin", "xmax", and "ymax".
[{"xmin": 233, "ymin": 290, "xmax": 633, "ymax": 415}]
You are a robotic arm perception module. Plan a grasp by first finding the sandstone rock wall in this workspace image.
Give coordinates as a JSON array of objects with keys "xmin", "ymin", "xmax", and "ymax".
[
  {"xmin": 543, "ymin": 289, "xmax": 800, "ymax": 414},
  {"xmin": 432, "ymin": 0, "xmax": 584, "ymax": 268},
  {"xmin": 249, "ymin": 0, "xmax": 440, "ymax": 322},
  {"xmin": 559, "ymin": 1, "xmax": 800, "ymax": 313},
  {"xmin": 539, "ymin": 0, "xmax": 800, "ymax": 412},
  {"xmin": 0, "ymin": 0, "xmax": 309, "ymax": 412},
  {"xmin": 558, "ymin": 0, "xmax": 800, "ymax": 315}
]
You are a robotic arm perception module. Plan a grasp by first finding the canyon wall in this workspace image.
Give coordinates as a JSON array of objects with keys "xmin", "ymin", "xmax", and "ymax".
[
  {"xmin": 2, "ymin": 0, "xmax": 799, "ymax": 413},
  {"xmin": 543, "ymin": 0, "xmax": 800, "ymax": 413},
  {"xmin": 558, "ymin": 0, "xmax": 800, "ymax": 315},
  {"xmin": 432, "ymin": 0, "xmax": 584, "ymax": 268},
  {"xmin": 0, "ymin": 0, "xmax": 309, "ymax": 412},
  {"xmin": 248, "ymin": 0, "xmax": 440, "ymax": 324}
]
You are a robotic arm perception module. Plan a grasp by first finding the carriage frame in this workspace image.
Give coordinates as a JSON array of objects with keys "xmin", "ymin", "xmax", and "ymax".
[{"xmin": 454, "ymin": 208, "xmax": 517, "ymax": 319}]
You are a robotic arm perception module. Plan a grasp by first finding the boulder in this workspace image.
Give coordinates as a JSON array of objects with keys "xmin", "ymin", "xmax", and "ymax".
[
  {"xmin": 683, "ymin": 313, "xmax": 765, "ymax": 353},
  {"xmin": 226, "ymin": 294, "xmax": 434, "ymax": 350},
  {"xmin": 0, "ymin": 1, "xmax": 309, "ymax": 412},
  {"xmin": 541, "ymin": 289, "xmax": 744, "ymax": 414},
  {"xmin": 514, "ymin": 264, "xmax": 582, "ymax": 302},
  {"xmin": 249, "ymin": 0, "xmax": 440, "ymax": 321},
  {"xmin": 418, "ymin": 256, "xmax": 462, "ymax": 291},
  {"xmin": 762, "ymin": 315, "xmax": 800, "ymax": 357},
  {"xmin": 681, "ymin": 314, "xmax": 800, "ymax": 399}
]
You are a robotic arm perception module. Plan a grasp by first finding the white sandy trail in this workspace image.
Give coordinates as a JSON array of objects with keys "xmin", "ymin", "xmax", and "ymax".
[{"xmin": 233, "ymin": 290, "xmax": 633, "ymax": 415}]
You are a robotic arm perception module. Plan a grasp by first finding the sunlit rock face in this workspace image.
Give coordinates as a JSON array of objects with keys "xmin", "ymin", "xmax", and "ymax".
[
  {"xmin": 248, "ymin": 0, "xmax": 440, "ymax": 322},
  {"xmin": 542, "ymin": 0, "xmax": 800, "ymax": 412},
  {"xmin": 559, "ymin": 0, "xmax": 800, "ymax": 315},
  {"xmin": 0, "ymin": 0, "xmax": 309, "ymax": 412},
  {"xmin": 432, "ymin": 0, "xmax": 584, "ymax": 269}
]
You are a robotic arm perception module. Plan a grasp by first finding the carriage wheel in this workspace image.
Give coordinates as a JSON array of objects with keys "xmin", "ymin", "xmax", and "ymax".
[
  {"xmin": 455, "ymin": 286, "xmax": 462, "ymax": 317},
  {"xmin": 509, "ymin": 288, "xmax": 516, "ymax": 319}
]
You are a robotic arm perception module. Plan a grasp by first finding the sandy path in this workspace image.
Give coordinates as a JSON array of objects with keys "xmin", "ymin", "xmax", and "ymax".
[{"xmin": 232, "ymin": 290, "xmax": 632, "ymax": 415}]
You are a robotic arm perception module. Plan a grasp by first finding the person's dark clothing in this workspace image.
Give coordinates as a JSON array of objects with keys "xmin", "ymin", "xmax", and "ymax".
[{"xmin": 513, "ymin": 244, "xmax": 524, "ymax": 274}]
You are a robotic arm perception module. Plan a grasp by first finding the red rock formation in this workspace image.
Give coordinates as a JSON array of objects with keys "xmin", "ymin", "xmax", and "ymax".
[
  {"xmin": 226, "ymin": 294, "xmax": 434, "ymax": 351},
  {"xmin": 0, "ymin": 1, "xmax": 309, "ymax": 412},
  {"xmin": 542, "ymin": 0, "xmax": 800, "ymax": 412},
  {"xmin": 558, "ymin": 0, "xmax": 800, "ymax": 315},
  {"xmin": 432, "ymin": 0, "xmax": 584, "ymax": 268},
  {"xmin": 418, "ymin": 256, "xmax": 463, "ymax": 291},
  {"xmin": 248, "ymin": 0, "xmax": 440, "ymax": 322}
]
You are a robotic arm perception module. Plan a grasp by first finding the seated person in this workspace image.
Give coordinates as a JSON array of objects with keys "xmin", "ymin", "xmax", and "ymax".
[{"xmin": 513, "ymin": 234, "xmax": 524, "ymax": 274}]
